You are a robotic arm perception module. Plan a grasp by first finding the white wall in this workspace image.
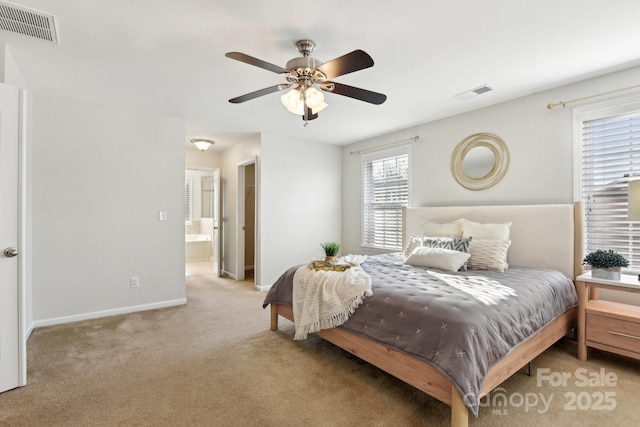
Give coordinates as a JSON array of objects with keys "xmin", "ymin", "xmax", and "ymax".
[
  {"xmin": 32, "ymin": 96, "xmax": 186, "ymax": 324},
  {"xmin": 185, "ymin": 143, "xmax": 221, "ymax": 170},
  {"xmin": 342, "ymin": 65, "xmax": 640, "ymax": 255},
  {"xmin": 260, "ymin": 133, "xmax": 342, "ymax": 289}
]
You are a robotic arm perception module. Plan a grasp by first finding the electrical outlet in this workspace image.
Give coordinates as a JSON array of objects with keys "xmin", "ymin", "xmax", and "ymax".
[
  {"xmin": 130, "ymin": 276, "xmax": 140, "ymax": 288},
  {"xmin": 159, "ymin": 211, "xmax": 167, "ymax": 221}
]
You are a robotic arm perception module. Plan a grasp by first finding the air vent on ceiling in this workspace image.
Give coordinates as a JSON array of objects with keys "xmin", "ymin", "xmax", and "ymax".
[
  {"xmin": 0, "ymin": 1, "xmax": 58, "ymax": 43},
  {"xmin": 455, "ymin": 84, "xmax": 493, "ymax": 100}
]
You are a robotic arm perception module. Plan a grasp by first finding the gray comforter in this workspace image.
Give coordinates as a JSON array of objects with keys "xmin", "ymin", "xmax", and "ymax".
[{"xmin": 263, "ymin": 253, "xmax": 578, "ymax": 416}]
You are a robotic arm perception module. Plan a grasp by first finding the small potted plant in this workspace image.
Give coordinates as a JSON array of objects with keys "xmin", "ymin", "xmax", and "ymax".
[
  {"xmin": 321, "ymin": 242, "xmax": 340, "ymax": 266},
  {"xmin": 583, "ymin": 249, "xmax": 629, "ymax": 280}
]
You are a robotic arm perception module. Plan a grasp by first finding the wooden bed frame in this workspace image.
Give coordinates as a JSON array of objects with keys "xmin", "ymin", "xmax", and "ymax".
[{"xmin": 269, "ymin": 203, "xmax": 584, "ymax": 427}]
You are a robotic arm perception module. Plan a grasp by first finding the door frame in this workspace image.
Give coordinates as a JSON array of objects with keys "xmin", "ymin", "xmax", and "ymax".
[
  {"xmin": 17, "ymin": 88, "xmax": 27, "ymax": 386},
  {"xmin": 212, "ymin": 168, "xmax": 221, "ymax": 277},
  {"xmin": 236, "ymin": 158, "xmax": 257, "ymax": 284}
]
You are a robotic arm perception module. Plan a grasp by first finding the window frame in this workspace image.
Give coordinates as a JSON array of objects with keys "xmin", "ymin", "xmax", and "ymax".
[
  {"xmin": 360, "ymin": 145, "xmax": 411, "ymax": 251},
  {"xmin": 574, "ymin": 94, "xmax": 640, "ymax": 272}
]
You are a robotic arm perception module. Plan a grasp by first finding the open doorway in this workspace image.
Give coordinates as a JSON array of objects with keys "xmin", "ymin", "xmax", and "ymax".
[
  {"xmin": 237, "ymin": 159, "xmax": 256, "ymax": 282},
  {"xmin": 185, "ymin": 168, "xmax": 220, "ymax": 277},
  {"xmin": 244, "ymin": 163, "xmax": 255, "ymax": 281}
]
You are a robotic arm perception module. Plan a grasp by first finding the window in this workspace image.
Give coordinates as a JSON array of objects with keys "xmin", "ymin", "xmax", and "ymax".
[
  {"xmin": 578, "ymin": 99, "xmax": 640, "ymax": 269},
  {"xmin": 362, "ymin": 148, "xmax": 410, "ymax": 250},
  {"xmin": 184, "ymin": 177, "xmax": 193, "ymax": 225}
]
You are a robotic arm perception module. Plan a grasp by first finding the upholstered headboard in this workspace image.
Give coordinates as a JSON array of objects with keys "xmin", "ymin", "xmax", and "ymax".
[{"xmin": 402, "ymin": 203, "xmax": 584, "ymax": 279}]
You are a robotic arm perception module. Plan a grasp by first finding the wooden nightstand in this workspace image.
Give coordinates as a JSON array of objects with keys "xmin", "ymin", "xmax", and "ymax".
[{"xmin": 576, "ymin": 271, "xmax": 640, "ymax": 361}]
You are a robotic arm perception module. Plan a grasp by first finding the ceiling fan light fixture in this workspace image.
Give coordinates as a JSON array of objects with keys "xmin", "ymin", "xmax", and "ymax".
[
  {"xmin": 281, "ymin": 87, "xmax": 327, "ymax": 116},
  {"xmin": 304, "ymin": 87, "xmax": 324, "ymax": 109},
  {"xmin": 312, "ymin": 101, "xmax": 328, "ymax": 114},
  {"xmin": 191, "ymin": 138, "xmax": 214, "ymax": 151},
  {"xmin": 281, "ymin": 89, "xmax": 304, "ymax": 114}
]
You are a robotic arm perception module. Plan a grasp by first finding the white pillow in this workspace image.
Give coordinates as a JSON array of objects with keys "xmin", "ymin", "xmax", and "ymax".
[
  {"xmin": 404, "ymin": 247, "xmax": 471, "ymax": 272},
  {"xmin": 461, "ymin": 219, "xmax": 511, "ymax": 240},
  {"xmin": 467, "ymin": 239, "xmax": 511, "ymax": 272},
  {"xmin": 422, "ymin": 219, "xmax": 462, "ymax": 237},
  {"xmin": 421, "ymin": 236, "xmax": 472, "ymax": 270},
  {"xmin": 404, "ymin": 235, "xmax": 424, "ymax": 258}
]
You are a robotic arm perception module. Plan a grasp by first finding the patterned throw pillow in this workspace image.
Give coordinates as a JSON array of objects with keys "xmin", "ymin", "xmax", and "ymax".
[
  {"xmin": 421, "ymin": 236, "xmax": 472, "ymax": 270},
  {"xmin": 467, "ymin": 239, "xmax": 511, "ymax": 272}
]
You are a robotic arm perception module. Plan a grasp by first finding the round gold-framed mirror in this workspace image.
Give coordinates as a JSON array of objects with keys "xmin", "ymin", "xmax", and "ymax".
[{"xmin": 450, "ymin": 133, "xmax": 509, "ymax": 190}]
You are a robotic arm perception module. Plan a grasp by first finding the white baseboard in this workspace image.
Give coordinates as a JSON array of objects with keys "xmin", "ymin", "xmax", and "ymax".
[
  {"xmin": 25, "ymin": 322, "xmax": 35, "ymax": 339},
  {"xmin": 221, "ymin": 270, "xmax": 237, "ymax": 280},
  {"xmin": 32, "ymin": 298, "xmax": 187, "ymax": 328},
  {"xmin": 255, "ymin": 283, "xmax": 271, "ymax": 291}
]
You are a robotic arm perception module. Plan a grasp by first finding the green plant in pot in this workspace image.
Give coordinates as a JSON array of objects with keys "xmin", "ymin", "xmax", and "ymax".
[
  {"xmin": 321, "ymin": 242, "xmax": 340, "ymax": 266},
  {"xmin": 583, "ymin": 249, "xmax": 629, "ymax": 280}
]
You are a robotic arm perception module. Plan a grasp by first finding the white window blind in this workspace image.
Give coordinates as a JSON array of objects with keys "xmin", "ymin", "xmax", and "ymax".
[
  {"xmin": 362, "ymin": 149, "xmax": 409, "ymax": 250},
  {"xmin": 581, "ymin": 109, "xmax": 640, "ymax": 269},
  {"xmin": 184, "ymin": 178, "xmax": 193, "ymax": 224}
]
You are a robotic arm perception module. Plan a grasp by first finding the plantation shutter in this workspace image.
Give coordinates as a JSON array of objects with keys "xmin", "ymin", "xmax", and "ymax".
[
  {"xmin": 362, "ymin": 149, "xmax": 409, "ymax": 250},
  {"xmin": 581, "ymin": 109, "xmax": 640, "ymax": 269},
  {"xmin": 184, "ymin": 178, "xmax": 193, "ymax": 224}
]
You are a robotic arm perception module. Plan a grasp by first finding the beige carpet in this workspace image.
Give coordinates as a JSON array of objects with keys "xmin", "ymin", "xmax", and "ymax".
[{"xmin": 1, "ymin": 274, "xmax": 639, "ymax": 426}]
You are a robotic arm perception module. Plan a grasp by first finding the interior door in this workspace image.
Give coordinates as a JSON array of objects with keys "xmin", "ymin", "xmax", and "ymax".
[
  {"xmin": 0, "ymin": 83, "xmax": 24, "ymax": 393},
  {"xmin": 235, "ymin": 159, "xmax": 258, "ymax": 282},
  {"xmin": 212, "ymin": 168, "xmax": 221, "ymax": 277}
]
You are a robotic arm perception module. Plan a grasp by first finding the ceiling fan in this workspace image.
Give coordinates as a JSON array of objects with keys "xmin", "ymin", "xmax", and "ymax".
[{"xmin": 226, "ymin": 39, "xmax": 387, "ymax": 124}]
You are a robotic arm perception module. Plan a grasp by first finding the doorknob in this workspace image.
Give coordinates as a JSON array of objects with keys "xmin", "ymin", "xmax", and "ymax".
[{"xmin": 3, "ymin": 247, "xmax": 18, "ymax": 257}]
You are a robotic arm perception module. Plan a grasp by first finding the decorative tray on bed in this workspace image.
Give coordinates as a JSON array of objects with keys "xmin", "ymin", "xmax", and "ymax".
[{"xmin": 308, "ymin": 261, "xmax": 355, "ymax": 272}]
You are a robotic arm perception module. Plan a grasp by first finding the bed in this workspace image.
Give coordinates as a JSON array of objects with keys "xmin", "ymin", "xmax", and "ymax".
[{"xmin": 264, "ymin": 203, "xmax": 583, "ymax": 427}]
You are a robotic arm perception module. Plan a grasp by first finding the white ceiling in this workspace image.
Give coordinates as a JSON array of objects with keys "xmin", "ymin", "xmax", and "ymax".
[{"xmin": 2, "ymin": 0, "xmax": 640, "ymax": 151}]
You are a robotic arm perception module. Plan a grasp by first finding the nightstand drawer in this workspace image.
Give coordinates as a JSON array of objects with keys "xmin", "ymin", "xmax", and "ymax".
[{"xmin": 586, "ymin": 313, "xmax": 640, "ymax": 354}]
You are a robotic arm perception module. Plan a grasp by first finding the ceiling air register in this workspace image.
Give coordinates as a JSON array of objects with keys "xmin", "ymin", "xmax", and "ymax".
[{"xmin": 0, "ymin": 1, "xmax": 58, "ymax": 43}]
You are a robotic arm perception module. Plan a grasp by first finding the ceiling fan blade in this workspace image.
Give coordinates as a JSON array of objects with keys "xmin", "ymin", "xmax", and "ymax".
[
  {"xmin": 315, "ymin": 50, "xmax": 374, "ymax": 79},
  {"xmin": 326, "ymin": 82, "xmax": 387, "ymax": 105},
  {"xmin": 229, "ymin": 85, "xmax": 284, "ymax": 103},
  {"xmin": 225, "ymin": 52, "xmax": 288, "ymax": 74}
]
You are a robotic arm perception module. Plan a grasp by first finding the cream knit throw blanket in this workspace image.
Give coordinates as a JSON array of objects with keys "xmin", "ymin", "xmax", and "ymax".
[{"xmin": 292, "ymin": 265, "xmax": 373, "ymax": 340}]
